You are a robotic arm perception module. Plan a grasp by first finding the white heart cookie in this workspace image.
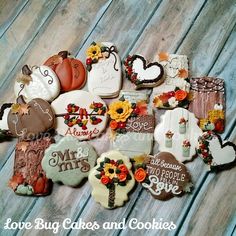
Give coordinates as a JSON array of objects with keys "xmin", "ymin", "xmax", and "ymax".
[
  {"xmin": 124, "ymin": 55, "xmax": 164, "ymax": 88},
  {"xmin": 197, "ymin": 132, "xmax": 236, "ymax": 169}
]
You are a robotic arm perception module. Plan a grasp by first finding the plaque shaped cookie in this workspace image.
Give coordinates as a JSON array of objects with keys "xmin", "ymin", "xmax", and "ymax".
[
  {"xmin": 7, "ymin": 96, "xmax": 55, "ymax": 140},
  {"xmin": 14, "ymin": 65, "xmax": 60, "ymax": 102},
  {"xmin": 197, "ymin": 131, "xmax": 236, "ymax": 170},
  {"xmin": 154, "ymin": 108, "xmax": 202, "ymax": 162},
  {"xmin": 153, "ymin": 53, "xmax": 191, "ymax": 109},
  {"xmin": 42, "ymin": 137, "xmax": 97, "ymax": 186},
  {"xmin": 86, "ymin": 42, "xmax": 122, "ymax": 98},
  {"xmin": 109, "ymin": 91, "xmax": 154, "ymax": 157},
  {"xmin": 124, "ymin": 55, "xmax": 164, "ymax": 89},
  {"xmin": 51, "ymin": 91, "xmax": 107, "ymax": 140},
  {"xmin": 142, "ymin": 152, "xmax": 192, "ymax": 200},
  {"xmin": 8, "ymin": 137, "xmax": 53, "ymax": 196},
  {"xmin": 189, "ymin": 77, "xmax": 225, "ymax": 133},
  {"xmin": 44, "ymin": 51, "xmax": 86, "ymax": 92},
  {"xmin": 89, "ymin": 150, "xmax": 135, "ymax": 209}
]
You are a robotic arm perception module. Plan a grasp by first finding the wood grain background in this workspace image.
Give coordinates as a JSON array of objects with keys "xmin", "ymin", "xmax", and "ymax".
[{"xmin": 0, "ymin": 0, "xmax": 235, "ymax": 235}]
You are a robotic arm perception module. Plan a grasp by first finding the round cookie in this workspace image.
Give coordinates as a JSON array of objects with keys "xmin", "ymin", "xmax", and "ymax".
[
  {"xmin": 7, "ymin": 96, "xmax": 55, "ymax": 140},
  {"xmin": 14, "ymin": 65, "xmax": 60, "ymax": 102},
  {"xmin": 42, "ymin": 137, "xmax": 97, "ymax": 186},
  {"xmin": 51, "ymin": 90, "xmax": 107, "ymax": 140},
  {"xmin": 142, "ymin": 152, "xmax": 192, "ymax": 200},
  {"xmin": 44, "ymin": 51, "xmax": 86, "ymax": 92},
  {"xmin": 86, "ymin": 42, "xmax": 122, "ymax": 98},
  {"xmin": 88, "ymin": 150, "xmax": 135, "ymax": 209}
]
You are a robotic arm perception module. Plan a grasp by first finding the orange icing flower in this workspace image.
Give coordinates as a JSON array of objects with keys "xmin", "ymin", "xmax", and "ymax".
[
  {"xmin": 136, "ymin": 101, "xmax": 147, "ymax": 115},
  {"xmin": 108, "ymin": 100, "xmax": 133, "ymax": 122},
  {"xmin": 175, "ymin": 90, "xmax": 187, "ymax": 101},
  {"xmin": 117, "ymin": 172, "xmax": 127, "ymax": 182},
  {"xmin": 118, "ymin": 164, "xmax": 128, "ymax": 174},
  {"xmin": 109, "ymin": 120, "xmax": 118, "ymax": 130},
  {"xmin": 134, "ymin": 168, "xmax": 147, "ymax": 183},
  {"xmin": 158, "ymin": 52, "xmax": 169, "ymax": 61},
  {"xmin": 101, "ymin": 175, "xmax": 110, "ymax": 185},
  {"xmin": 178, "ymin": 69, "xmax": 188, "ymax": 79}
]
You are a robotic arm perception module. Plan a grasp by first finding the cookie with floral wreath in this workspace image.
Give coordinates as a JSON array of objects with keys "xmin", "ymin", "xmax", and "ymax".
[
  {"xmin": 153, "ymin": 53, "xmax": 192, "ymax": 109},
  {"xmin": 86, "ymin": 42, "xmax": 122, "ymax": 98},
  {"xmin": 88, "ymin": 150, "xmax": 135, "ymax": 209},
  {"xmin": 51, "ymin": 90, "xmax": 107, "ymax": 140},
  {"xmin": 197, "ymin": 131, "xmax": 236, "ymax": 171},
  {"xmin": 133, "ymin": 152, "xmax": 193, "ymax": 200},
  {"xmin": 124, "ymin": 54, "xmax": 164, "ymax": 89},
  {"xmin": 108, "ymin": 91, "xmax": 155, "ymax": 157}
]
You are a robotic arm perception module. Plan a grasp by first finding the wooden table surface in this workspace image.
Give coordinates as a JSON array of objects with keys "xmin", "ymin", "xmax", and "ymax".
[{"xmin": 0, "ymin": 0, "xmax": 235, "ymax": 235}]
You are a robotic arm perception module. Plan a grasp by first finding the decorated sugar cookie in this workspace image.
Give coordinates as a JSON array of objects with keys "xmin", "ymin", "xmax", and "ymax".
[
  {"xmin": 153, "ymin": 53, "xmax": 191, "ymax": 109},
  {"xmin": 197, "ymin": 131, "xmax": 236, "ymax": 170},
  {"xmin": 154, "ymin": 108, "xmax": 202, "ymax": 162},
  {"xmin": 139, "ymin": 152, "xmax": 192, "ymax": 200},
  {"xmin": 189, "ymin": 77, "xmax": 225, "ymax": 133},
  {"xmin": 7, "ymin": 96, "xmax": 55, "ymax": 140},
  {"xmin": 124, "ymin": 55, "xmax": 164, "ymax": 89},
  {"xmin": 89, "ymin": 150, "xmax": 135, "ymax": 209},
  {"xmin": 86, "ymin": 42, "xmax": 122, "ymax": 98},
  {"xmin": 44, "ymin": 51, "xmax": 86, "ymax": 92},
  {"xmin": 42, "ymin": 137, "xmax": 97, "ymax": 186},
  {"xmin": 8, "ymin": 137, "xmax": 53, "ymax": 196},
  {"xmin": 51, "ymin": 91, "xmax": 107, "ymax": 140},
  {"xmin": 14, "ymin": 65, "xmax": 60, "ymax": 102},
  {"xmin": 109, "ymin": 91, "xmax": 155, "ymax": 157}
]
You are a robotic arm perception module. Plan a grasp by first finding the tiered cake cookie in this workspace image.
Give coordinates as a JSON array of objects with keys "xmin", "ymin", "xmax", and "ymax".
[
  {"xmin": 51, "ymin": 91, "xmax": 107, "ymax": 140},
  {"xmin": 189, "ymin": 77, "xmax": 225, "ymax": 133},
  {"xmin": 109, "ymin": 91, "xmax": 155, "ymax": 157},
  {"xmin": 86, "ymin": 42, "xmax": 122, "ymax": 98},
  {"xmin": 153, "ymin": 53, "xmax": 190, "ymax": 109}
]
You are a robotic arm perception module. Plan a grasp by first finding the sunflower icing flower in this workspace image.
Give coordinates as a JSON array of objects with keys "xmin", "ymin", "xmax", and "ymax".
[
  {"xmin": 108, "ymin": 100, "xmax": 133, "ymax": 122},
  {"xmin": 86, "ymin": 44, "xmax": 102, "ymax": 60}
]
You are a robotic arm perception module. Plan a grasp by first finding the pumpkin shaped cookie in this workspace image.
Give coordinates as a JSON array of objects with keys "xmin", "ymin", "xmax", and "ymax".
[
  {"xmin": 89, "ymin": 150, "xmax": 135, "ymax": 209},
  {"xmin": 14, "ymin": 65, "xmax": 60, "ymax": 102},
  {"xmin": 7, "ymin": 96, "xmax": 55, "ymax": 140},
  {"xmin": 44, "ymin": 51, "xmax": 86, "ymax": 92}
]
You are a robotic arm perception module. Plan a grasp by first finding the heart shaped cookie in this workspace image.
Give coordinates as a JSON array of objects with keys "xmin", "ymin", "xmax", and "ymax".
[
  {"xmin": 124, "ymin": 55, "xmax": 164, "ymax": 89},
  {"xmin": 197, "ymin": 131, "xmax": 236, "ymax": 170}
]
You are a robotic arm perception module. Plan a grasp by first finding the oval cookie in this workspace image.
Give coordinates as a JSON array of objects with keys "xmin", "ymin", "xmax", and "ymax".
[
  {"xmin": 51, "ymin": 91, "xmax": 108, "ymax": 140},
  {"xmin": 88, "ymin": 150, "xmax": 135, "ymax": 209},
  {"xmin": 42, "ymin": 137, "xmax": 97, "ymax": 186}
]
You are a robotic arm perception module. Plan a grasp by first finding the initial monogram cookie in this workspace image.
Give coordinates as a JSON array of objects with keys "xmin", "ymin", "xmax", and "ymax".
[
  {"xmin": 86, "ymin": 42, "xmax": 122, "ymax": 98},
  {"xmin": 89, "ymin": 150, "xmax": 135, "ymax": 209},
  {"xmin": 51, "ymin": 90, "xmax": 108, "ymax": 140},
  {"xmin": 124, "ymin": 55, "xmax": 164, "ymax": 89},
  {"xmin": 42, "ymin": 137, "xmax": 97, "ymax": 186},
  {"xmin": 142, "ymin": 152, "xmax": 192, "ymax": 200},
  {"xmin": 197, "ymin": 131, "xmax": 236, "ymax": 170}
]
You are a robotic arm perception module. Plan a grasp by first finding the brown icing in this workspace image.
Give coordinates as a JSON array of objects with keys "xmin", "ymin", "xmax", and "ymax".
[
  {"xmin": 7, "ymin": 96, "xmax": 55, "ymax": 140},
  {"xmin": 44, "ymin": 51, "xmax": 86, "ymax": 92},
  {"xmin": 126, "ymin": 115, "xmax": 155, "ymax": 133},
  {"xmin": 143, "ymin": 152, "xmax": 191, "ymax": 200},
  {"xmin": 9, "ymin": 137, "xmax": 53, "ymax": 196}
]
